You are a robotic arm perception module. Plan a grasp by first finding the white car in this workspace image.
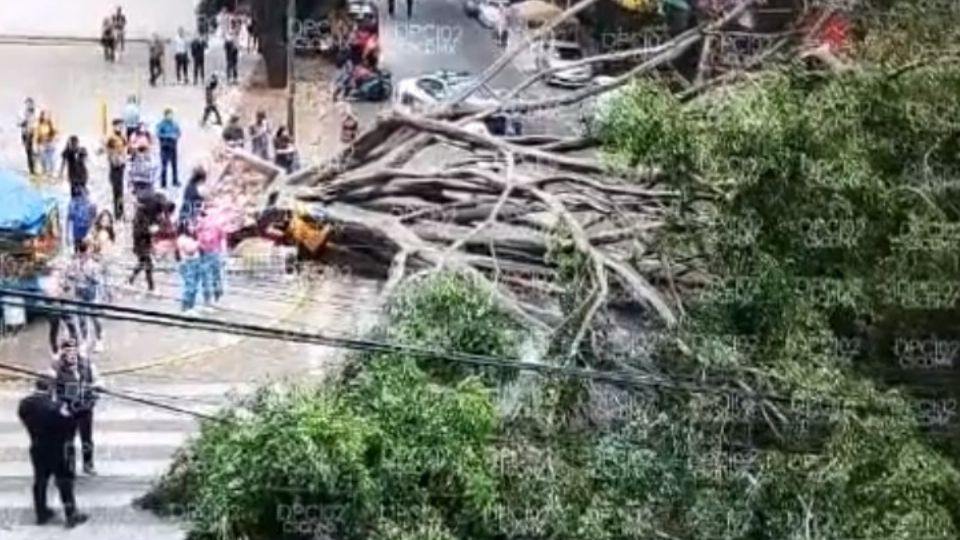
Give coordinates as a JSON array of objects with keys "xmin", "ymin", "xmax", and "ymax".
[
  {"xmin": 477, "ymin": 0, "xmax": 509, "ymax": 28},
  {"xmin": 535, "ymin": 40, "xmax": 593, "ymax": 88},
  {"xmin": 394, "ymin": 69, "xmax": 503, "ymax": 114}
]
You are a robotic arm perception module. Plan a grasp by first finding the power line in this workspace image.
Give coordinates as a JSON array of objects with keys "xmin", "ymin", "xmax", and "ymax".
[{"xmin": 0, "ymin": 288, "xmax": 909, "ymax": 419}]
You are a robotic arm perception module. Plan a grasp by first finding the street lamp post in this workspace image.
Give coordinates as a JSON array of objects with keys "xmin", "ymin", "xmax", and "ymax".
[{"xmin": 286, "ymin": 0, "xmax": 296, "ymax": 137}]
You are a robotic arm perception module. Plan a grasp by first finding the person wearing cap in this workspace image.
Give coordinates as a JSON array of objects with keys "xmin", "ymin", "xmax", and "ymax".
[
  {"xmin": 48, "ymin": 338, "xmax": 102, "ymax": 477},
  {"xmin": 18, "ymin": 378, "xmax": 89, "ymax": 528}
]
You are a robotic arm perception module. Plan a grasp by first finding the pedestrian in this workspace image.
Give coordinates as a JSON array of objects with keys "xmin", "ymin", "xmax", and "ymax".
[
  {"xmin": 154, "ymin": 199, "xmax": 179, "ymax": 264},
  {"xmin": 179, "ymin": 166, "xmax": 206, "ymax": 231},
  {"xmin": 224, "ymin": 32, "xmax": 240, "ymax": 84},
  {"xmin": 41, "ymin": 268, "xmax": 78, "ymax": 360},
  {"xmin": 248, "ymin": 110, "xmax": 271, "ymax": 161},
  {"xmin": 246, "ymin": 15, "xmax": 258, "ymax": 51},
  {"xmin": 127, "ymin": 143, "xmax": 157, "ymax": 201},
  {"xmin": 18, "ymin": 378, "xmax": 89, "ymax": 528},
  {"xmin": 274, "ymin": 126, "xmax": 297, "ymax": 173},
  {"xmin": 196, "ymin": 209, "xmax": 226, "ymax": 309},
  {"xmin": 48, "ymin": 338, "xmax": 102, "ymax": 476},
  {"xmin": 201, "ymin": 74, "xmax": 223, "ymax": 126},
  {"xmin": 130, "ymin": 122, "xmax": 153, "ymax": 151},
  {"xmin": 66, "ymin": 188, "xmax": 96, "ymax": 255},
  {"xmin": 156, "ymin": 108, "xmax": 182, "ymax": 188},
  {"xmin": 18, "ymin": 97, "xmax": 37, "ymax": 176},
  {"xmin": 148, "ymin": 34, "xmax": 165, "ymax": 86},
  {"xmin": 173, "ymin": 27, "xmax": 190, "ymax": 84},
  {"xmin": 104, "ymin": 119, "xmax": 127, "ymax": 220},
  {"xmin": 388, "ymin": 0, "xmax": 395, "ymax": 17},
  {"xmin": 222, "ymin": 115, "xmax": 245, "ymax": 148},
  {"xmin": 66, "ymin": 240, "xmax": 105, "ymax": 353},
  {"xmin": 128, "ymin": 192, "xmax": 165, "ymax": 295},
  {"xmin": 100, "ymin": 17, "xmax": 116, "ymax": 62},
  {"xmin": 35, "ymin": 111, "xmax": 58, "ymax": 178},
  {"xmin": 340, "ymin": 105, "xmax": 359, "ymax": 146},
  {"xmin": 112, "ymin": 7, "xmax": 127, "ymax": 54},
  {"xmin": 90, "ymin": 211, "xmax": 117, "ymax": 310},
  {"xmin": 176, "ymin": 223, "xmax": 202, "ymax": 314},
  {"xmin": 407, "ymin": 0, "xmax": 414, "ymax": 18},
  {"xmin": 190, "ymin": 32, "xmax": 208, "ymax": 85},
  {"xmin": 122, "ymin": 95, "xmax": 140, "ymax": 140},
  {"xmin": 59, "ymin": 136, "xmax": 89, "ymax": 197}
]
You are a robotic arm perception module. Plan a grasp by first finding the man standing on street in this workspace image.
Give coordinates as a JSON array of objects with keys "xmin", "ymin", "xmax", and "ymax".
[
  {"xmin": 173, "ymin": 27, "xmax": 190, "ymax": 84},
  {"xmin": 201, "ymin": 74, "xmax": 223, "ymax": 127},
  {"xmin": 123, "ymin": 95, "xmax": 140, "ymax": 140},
  {"xmin": 156, "ymin": 109, "xmax": 182, "ymax": 188},
  {"xmin": 148, "ymin": 34, "xmax": 165, "ymax": 86},
  {"xmin": 112, "ymin": 7, "xmax": 127, "ymax": 54},
  {"xmin": 224, "ymin": 30, "xmax": 240, "ymax": 84},
  {"xmin": 18, "ymin": 97, "xmax": 37, "ymax": 176},
  {"xmin": 190, "ymin": 32, "xmax": 208, "ymax": 85},
  {"xmin": 66, "ymin": 188, "xmax": 96, "ymax": 254},
  {"xmin": 388, "ymin": 0, "xmax": 395, "ymax": 17},
  {"xmin": 105, "ymin": 119, "xmax": 127, "ymax": 220},
  {"xmin": 59, "ymin": 136, "xmax": 89, "ymax": 198},
  {"xmin": 407, "ymin": 0, "xmax": 414, "ymax": 19},
  {"xmin": 49, "ymin": 338, "xmax": 102, "ymax": 477},
  {"xmin": 18, "ymin": 378, "xmax": 89, "ymax": 528}
]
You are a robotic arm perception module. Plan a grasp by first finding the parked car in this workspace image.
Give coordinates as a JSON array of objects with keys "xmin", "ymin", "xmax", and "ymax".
[
  {"xmin": 394, "ymin": 70, "xmax": 523, "ymax": 135},
  {"xmin": 395, "ymin": 69, "xmax": 500, "ymax": 112},
  {"xmin": 535, "ymin": 39, "xmax": 593, "ymax": 88},
  {"xmin": 477, "ymin": 0, "xmax": 509, "ymax": 28}
]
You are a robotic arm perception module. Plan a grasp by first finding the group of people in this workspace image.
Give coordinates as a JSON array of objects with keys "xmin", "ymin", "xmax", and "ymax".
[
  {"xmin": 220, "ymin": 110, "xmax": 300, "ymax": 173},
  {"xmin": 144, "ymin": 15, "xmax": 248, "ymax": 87},
  {"xmin": 99, "ymin": 7, "xmax": 127, "ymax": 62}
]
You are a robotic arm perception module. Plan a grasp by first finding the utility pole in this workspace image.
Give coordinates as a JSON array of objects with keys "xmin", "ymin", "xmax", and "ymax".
[{"xmin": 286, "ymin": 0, "xmax": 296, "ymax": 138}]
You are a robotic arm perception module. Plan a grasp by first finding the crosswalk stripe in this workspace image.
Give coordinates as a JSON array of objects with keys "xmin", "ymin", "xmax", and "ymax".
[
  {"xmin": 0, "ymin": 459, "xmax": 171, "ymax": 479},
  {"xmin": 0, "ymin": 431, "xmax": 190, "ymax": 449},
  {"xmin": 0, "ymin": 381, "xmax": 255, "ymax": 535}
]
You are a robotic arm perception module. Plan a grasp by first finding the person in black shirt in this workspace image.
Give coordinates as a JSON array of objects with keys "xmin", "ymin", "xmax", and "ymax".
[
  {"xmin": 190, "ymin": 34, "xmax": 207, "ymax": 85},
  {"xmin": 201, "ymin": 74, "xmax": 223, "ymax": 126},
  {"xmin": 59, "ymin": 136, "xmax": 88, "ymax": 197},
  {"xmin": 224, "ymin": 35, "xmax": 239, "ymax": 84},
  {"xmin": 18, "ymin": 378, "xmax": 89, "ymax": 528}
]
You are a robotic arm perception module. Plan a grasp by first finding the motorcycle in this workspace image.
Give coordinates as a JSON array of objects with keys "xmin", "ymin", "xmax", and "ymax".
[{"xmin": 344, "ymin": 70, "xmax": 392, "ymax": 102}]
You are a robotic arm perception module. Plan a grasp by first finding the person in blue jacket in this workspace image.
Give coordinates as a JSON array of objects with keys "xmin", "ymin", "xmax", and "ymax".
[
  {"xmin": 156, "ymin": 108, "xmax": 182, "ymax": 188},
  {"xmin": 66, "ymin": 189, "xmax": 97, "ymax": 254}
]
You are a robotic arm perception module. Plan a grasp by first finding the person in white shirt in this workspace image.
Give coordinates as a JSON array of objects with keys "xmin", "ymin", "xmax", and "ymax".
[{"xmin": 173, "ymin": 28, "xmax": 190, "ymax": 84}]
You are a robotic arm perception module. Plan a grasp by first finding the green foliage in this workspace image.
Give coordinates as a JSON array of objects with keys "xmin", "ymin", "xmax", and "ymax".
[
  {"xmin": 384, "ymin": 272, "xmax": 524, "ymax": 384},
  {"xmin": 597, "ymin": 62, "xmax": 960, "ymax": 539}
]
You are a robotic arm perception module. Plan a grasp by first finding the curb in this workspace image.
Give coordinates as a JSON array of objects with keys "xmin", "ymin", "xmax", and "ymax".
[{"xmin": 0, "ymin": 35, "xmax": 151, "ymax": 47}]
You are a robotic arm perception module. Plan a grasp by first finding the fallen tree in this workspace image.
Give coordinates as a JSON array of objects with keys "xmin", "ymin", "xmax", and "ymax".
[{"xmin": 269, "ymin": 0, "xmax": 851, "ymax": 345}]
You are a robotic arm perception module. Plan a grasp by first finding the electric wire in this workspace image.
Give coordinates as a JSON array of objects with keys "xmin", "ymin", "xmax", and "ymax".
[{"xmin": 0, "ymin": 288, "xmax": 913, "ymax": 419}]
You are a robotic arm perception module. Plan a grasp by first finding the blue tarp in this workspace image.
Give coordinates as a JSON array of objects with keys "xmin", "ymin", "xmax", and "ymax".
[{"xmin": 0, "ymin": 169, "xmax": 56, "ymax": 236}]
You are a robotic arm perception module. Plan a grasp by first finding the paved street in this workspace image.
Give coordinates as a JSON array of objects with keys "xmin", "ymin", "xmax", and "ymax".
[
  {"xmin": 0, "ymin": 1, "xmax": 384, "ymax": 538},
  {"xmin": 0, "ymin": 0, "xmax": 198, "ymax": 40}
]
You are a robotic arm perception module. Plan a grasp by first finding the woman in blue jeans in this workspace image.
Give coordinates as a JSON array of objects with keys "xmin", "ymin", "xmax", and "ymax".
[
  {"xmin": 176, "ymin": 224, "xmax": 202, "ymax": 314},
  {"xmin": 197, "ymin": 211, "xmax": 226, "ymax": 308}
]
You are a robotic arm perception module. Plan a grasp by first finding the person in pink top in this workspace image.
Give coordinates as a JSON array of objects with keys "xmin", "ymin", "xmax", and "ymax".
[
  {"xmin": 196, "ymin": 209, "xmax": 227, "ymax": 310},
  {"xmin": 175, "ymin": 221, "xmax": 201, "ymax": 314}
]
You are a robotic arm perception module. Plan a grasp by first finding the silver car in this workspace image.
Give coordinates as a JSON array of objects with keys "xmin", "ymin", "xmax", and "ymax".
[{"xmin": 535, "ymin": 40, "xmax": 593, "ymax": 88}]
